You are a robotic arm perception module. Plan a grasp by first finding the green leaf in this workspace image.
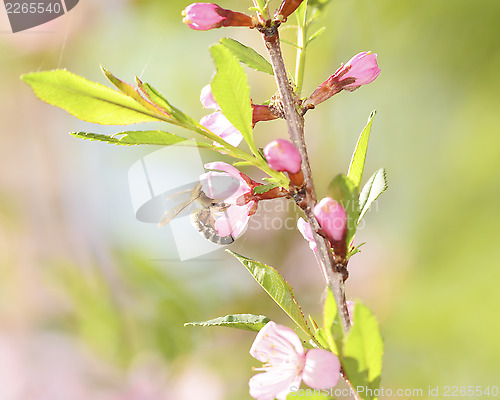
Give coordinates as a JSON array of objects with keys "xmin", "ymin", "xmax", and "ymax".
[
  {"xmin": 101, "ymin": 67, "xmax": 161, "ymax": 114},
  {"xmin": 346, "ymin": 242, "xmax": 365, "ymax": 260},
  {"xmin": 185, "ymin": 314, "xmax": 270, "ymax": 332},
  {"xmin": 209, "ymin": 45, "xmax": 255, "ymax": 152},
  {"xmin": 253, "ymin": 183, "xmax": 280, "ymax": 194},
  {"xmin": 328, "ymin": 174, "xmax": 359, "ymax": 246},
  {"xmin": 21, "ymin": 70, "xmax": 164, "ymax": 125},
  {"xmin": 307, "ymin": 26, "xmax": 326, "ymax": 44},
  {"xmin": 347, "ymin": 111, "xmax": 376, "ymax": 189},
  {"xmin": 358, "ymin": 168, "xmax": 388, "ymax": 223},
  {"xmin": 342, "ymin": 303, "xmax": 383, "ymax": 400},
  {"xmin": 70, "ymin": 130, "xmax": 188, "ymax": 146},
  {"xmin": 228, "ymin": 251, "xmax": 316, "ymax": 343},
  {"xmin": 135, "ymin": 78, "xmax": 198, "ymax": 128},
  {"xmin": 322, "ymin": 289, "xmax": 344, "ymax": 355},
  {"xmin": 220, "ymin": 38, "xmax": 274, "ymax": 75}
]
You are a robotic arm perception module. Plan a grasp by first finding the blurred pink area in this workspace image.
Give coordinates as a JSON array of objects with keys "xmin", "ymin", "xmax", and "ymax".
[{"xmin": 0, "ymin": 333, "xmax": 225, "ymax": 400}]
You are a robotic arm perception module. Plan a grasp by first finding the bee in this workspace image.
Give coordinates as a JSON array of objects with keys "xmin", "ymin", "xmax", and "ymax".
[{"xmin": 158, "ymin": 183, "xmax": 234, "ymax": 245}]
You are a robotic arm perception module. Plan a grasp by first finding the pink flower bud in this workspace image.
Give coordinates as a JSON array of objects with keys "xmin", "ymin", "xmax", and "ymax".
[
  {"xmin": 182, "ymin": 3, "xmax": 254, "ymax": 31},
  {"xmin": 263, "ymin": 139, "xmax": 302, "ymax": 174},
  {"xmin": 313, "ymin": 197, "xmax": 347, "ymax": 243},
  {"xmin": 340, "ymin": 52, "xmax": 380, "ymax": 91},
  {"xmin": 305, "ymin": 51, "xmax": 380, "ymax": 108}
]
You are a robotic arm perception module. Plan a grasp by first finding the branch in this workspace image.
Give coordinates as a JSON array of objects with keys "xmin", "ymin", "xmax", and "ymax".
[{"xmin": 259, "ymin": 24, "xmax": 351, "ymax": 332}]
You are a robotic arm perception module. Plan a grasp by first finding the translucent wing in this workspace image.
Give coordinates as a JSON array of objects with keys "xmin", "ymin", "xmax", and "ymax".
[{"xmin": 158, "ymin": 183, "xmax": 202, "ymax": 227}]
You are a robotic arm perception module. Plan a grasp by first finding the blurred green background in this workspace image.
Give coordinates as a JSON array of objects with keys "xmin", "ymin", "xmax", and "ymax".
[{"xmin": 1, "ymin": 0, "xmax": 499, "ymax": 398}]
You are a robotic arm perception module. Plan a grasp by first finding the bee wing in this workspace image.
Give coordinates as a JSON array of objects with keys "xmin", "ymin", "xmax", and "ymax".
[
  {"xmin": 163, "ymin": 187, "xmax": 194, "ymax": 202},
  {"xmin": 159, "ymin": 197, "xmax": 198, "ymax": 227}
]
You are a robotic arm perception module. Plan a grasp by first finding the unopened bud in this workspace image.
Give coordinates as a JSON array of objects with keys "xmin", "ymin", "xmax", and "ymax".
[
  {"xmin": 263, "ymin": 139, "xmax": 302, "ymax": 174},
  {"xmin": 313, "ymin": 197, "xmax": 347, "ymax": 243},
  {"xmin": 275, "ymin": 0, "xmax": 304, "ymax": 20},
  {"xmin": 340, "ymin": 51, "xmax": 380, "ymax": 91},
  {"xmin": 182, "ymin": 3, "xmax": 254, "ymax": 31},
  {"xmin": 264, "ymin": 139, "xmax": 304, "ymax": 187},
  {"xmin": 305, "ymin": 52, "xmax": 380, "ymax": 108}
]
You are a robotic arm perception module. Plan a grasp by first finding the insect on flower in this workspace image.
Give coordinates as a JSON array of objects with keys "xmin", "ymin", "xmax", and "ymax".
[{"xmin": 158, "ymin": 182, "xmax": 234, "ymax": 245}]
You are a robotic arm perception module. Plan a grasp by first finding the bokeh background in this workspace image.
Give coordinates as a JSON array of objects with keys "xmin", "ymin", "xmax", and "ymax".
[{"xmin": 1, "ymin": 0, "xmax": 499, "ymax": 398}]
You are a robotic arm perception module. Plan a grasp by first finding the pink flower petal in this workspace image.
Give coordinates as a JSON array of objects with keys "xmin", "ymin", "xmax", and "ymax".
[
  {"xmin": 200, "ymin": 84, "xmax": 219, "ymax": 110},
  {"xmin": 213, "ymin": 202, "xmax": 254, "ymax": 238},
  {"xmin": 297, "ymin": 218, "xmax": 317, "ymax": 252},
  {"xmin": 199, "ymin": 111, "xmax": 244, "ymax": 147},
  {"xmin": 199, "ymin": 171, "xmax": 241, "ymax": 201},
  {"xmin": 199, "ymin": 171, "xmax": 250, "ymax": 204},
  {"xmin": 250, "ymin": 321, "xmax": 305, "ymax": 363},
  {"xmin": 204, "ymin": 162, "xmax": 249, "ymax": 187},
  {"xmin": 302, "ymin": 348, "xmax": 341, "ymax": 389},
  {"xmin": 249, "ymin": 370, "xmax": 302, "ymax": 400}
]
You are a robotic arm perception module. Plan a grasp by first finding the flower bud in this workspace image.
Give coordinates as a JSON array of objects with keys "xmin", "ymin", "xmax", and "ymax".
[
  {"xmin": 275, "ymin": 0, "xmax": 304, "ymax": 20},
  {"xmin": 340, "ymin": 52, "xmax": 380, "ymax": 91},
  {"xmin": 305, "ymin": 52, "xmax": 380, "ymax": 108},
  {"xmin": 263, "ymin": 139, "xmax": 302, "ymax": 174},
  {"xmin": 182, "ymin": 3, "xmax": 254, "ymax": 31},
  {"xmin": 313, "ymin": 197, "xmax": 347, "ymax": 243}
]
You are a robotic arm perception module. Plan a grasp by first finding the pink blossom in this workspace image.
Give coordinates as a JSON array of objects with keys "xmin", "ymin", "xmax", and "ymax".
[
  {"xmin": 249, "ymin": 322, "xmax": 340, "ymax": 400},
  {"xmin": 199, "ymin": 85, "xmax": 244, "ymax": 147},
  {"xmin": 297, "ymin": 217, "xmax": 317, "ymax": 252},
  {"xmin": 200, "ymin": 112, "xmax": 243, "ymax": 147},
  {"xmin": 263, "ymin": 139, "xmax": 302, "ymax": 174},
  {"xmin": 313, "ymin": 197, "xmax": 347, "ymax": 243},
  {"xmin": 182, "ymin": 3, "xmax": 254, "ymax": 31},
  {"xmin": 200, "ymin": 84, "xmax": 219, "ymax": 110},
  {"xmin": 200, "ymin": 162, "xmax": 258, "ymax": 238}
]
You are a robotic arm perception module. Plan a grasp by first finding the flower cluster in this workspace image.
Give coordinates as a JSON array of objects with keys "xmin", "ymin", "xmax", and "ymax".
[{"xmin": 180, "ymin": 1, "xmax": 382, "ymax": 398}]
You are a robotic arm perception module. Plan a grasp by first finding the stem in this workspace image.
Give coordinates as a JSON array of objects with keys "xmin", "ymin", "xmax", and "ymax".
[
  {"xmin": 294, "ymin": 6, "xmax": 307, "ymax": 95},
  {"xmin": 260, "ymin": 26, "xmax": 351, "ymax": 332}
]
